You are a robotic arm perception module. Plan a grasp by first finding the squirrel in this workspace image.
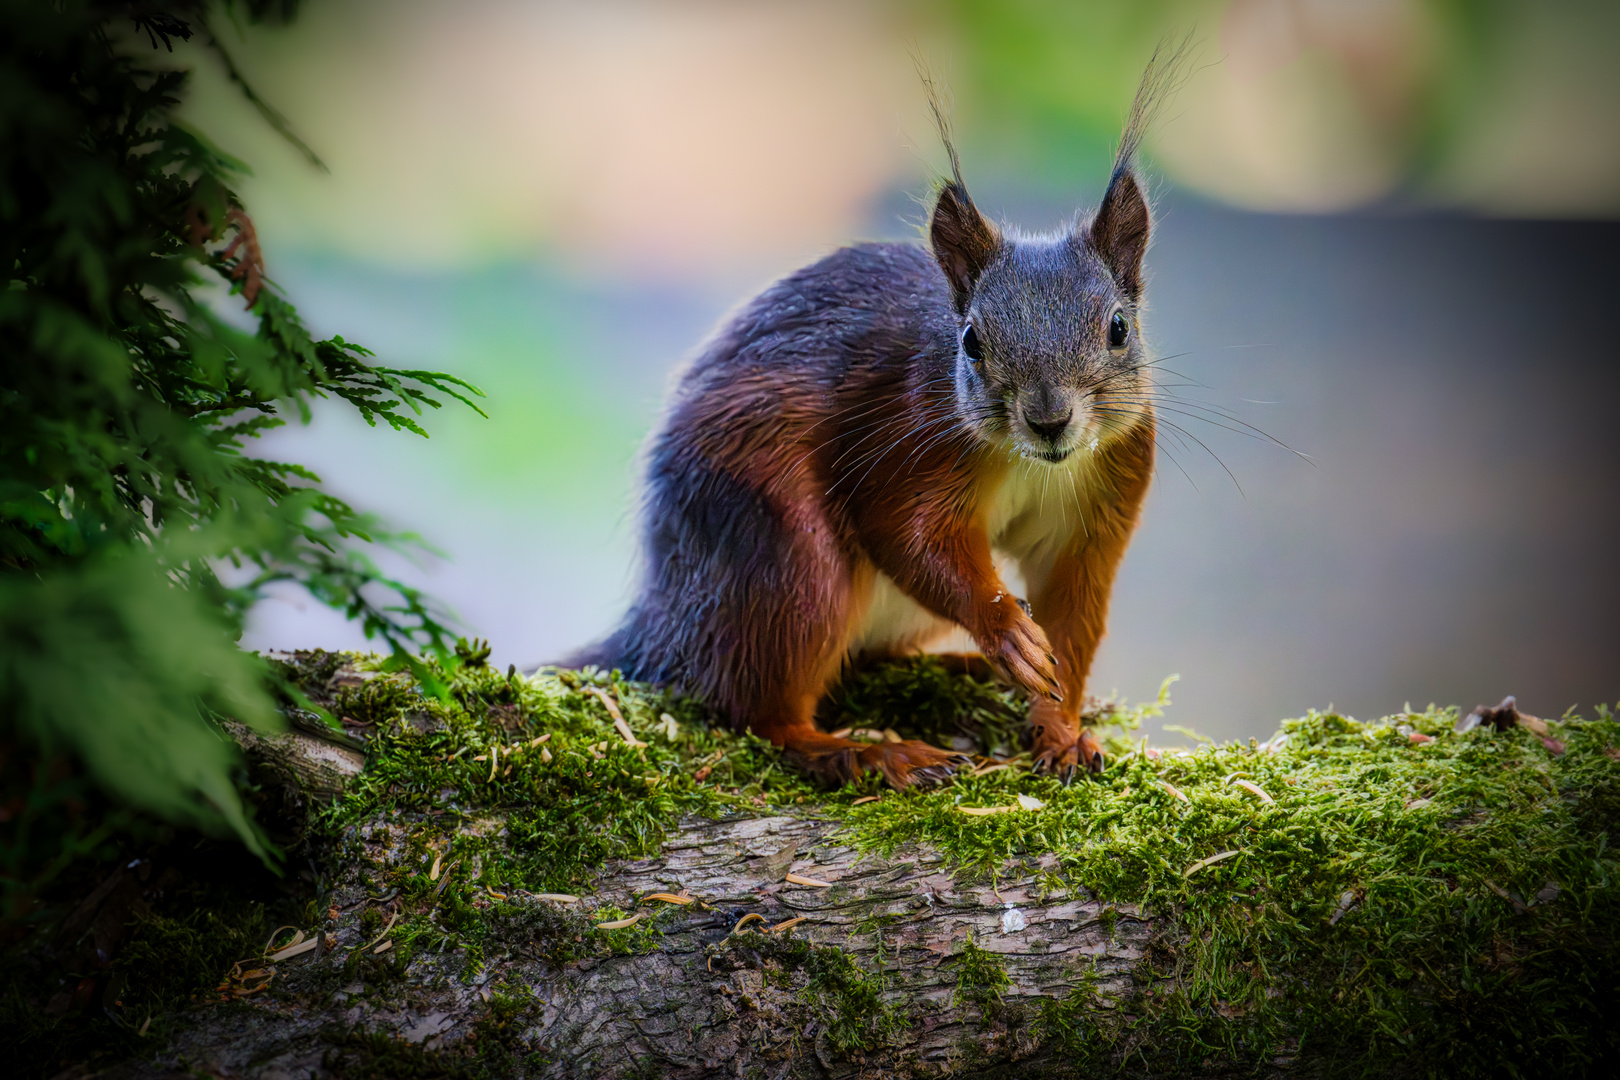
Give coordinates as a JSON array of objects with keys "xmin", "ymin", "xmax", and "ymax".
[{"xmin": 568, "ymin": 56, "xmax": 1178, "ymax": 789}]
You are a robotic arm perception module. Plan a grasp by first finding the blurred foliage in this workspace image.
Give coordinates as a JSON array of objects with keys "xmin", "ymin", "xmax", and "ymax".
[
  {"xmin": 945, "ymin": 0, "xmax": 1199, "ymax": 188},
  {"xmin": 0, "ymin": 0, "xmax": 482, "ymax": 921},
  {"xmin": 947, "ymin": 0, "xmax": 1613, "ymax": 199}
]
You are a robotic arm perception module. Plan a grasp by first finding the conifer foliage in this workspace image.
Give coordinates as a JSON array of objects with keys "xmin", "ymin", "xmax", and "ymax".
[{"xmin": 0, "ymin": 0, "xmax": 483, "ymax": 905}]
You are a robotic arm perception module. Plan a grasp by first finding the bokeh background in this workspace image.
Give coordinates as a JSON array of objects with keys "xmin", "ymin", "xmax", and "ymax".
[{"xmin": 172, "ymin": 0, "xmax": 1620, "ymax": 742}]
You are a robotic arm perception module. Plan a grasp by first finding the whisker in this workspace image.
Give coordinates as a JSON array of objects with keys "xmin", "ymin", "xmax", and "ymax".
[
  {"xmin": 816, "ymin": 376, "xmax": 962, "ymax": 470},
  {"xmin": 825, "ymin": 401, "xmax": 948, "ymax": 470},
  {"xmin": 785, "ymin": 394, "xmax": 916, "ymax": 476},
  {"xmin": 1063, "ymin": 457, "xmax": 1089, "ymax": 537},
  {"xmin": 1105, "ymin": 397, "xmax": 1312, "ymax": 463},
  {"xmin": 894, "ymin": 405, "xmax": 999, "ymax": 471},
  {"xmin": 1154, "ymin": 418, "xmax": 1245, "ymax": 496},
  {"xmin": 1090, "ymin": 403, "xmax": 1241, "ymax": 494},
  {"xmin": 1153, "ymin": 440, "xmax": 1200, "ymax": 492},
  {"xmin": 833, "ymin": 423, "xmax": 979, "ymax": 513}
]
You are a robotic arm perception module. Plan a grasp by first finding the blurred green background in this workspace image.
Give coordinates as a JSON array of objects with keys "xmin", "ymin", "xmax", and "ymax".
[{"xmin": 169, "ymin": 0, "xmax": 1620, "ymax": 742}]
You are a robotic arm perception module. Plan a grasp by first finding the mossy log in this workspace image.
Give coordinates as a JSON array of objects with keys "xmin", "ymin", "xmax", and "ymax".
[
  {"xmin": 135, "ymin": 800, "xmax": 1186, "ymax": 1078},
  {"xmin": 61, "ymin": 654, "xmax": 1618, "ymax": 1079}
]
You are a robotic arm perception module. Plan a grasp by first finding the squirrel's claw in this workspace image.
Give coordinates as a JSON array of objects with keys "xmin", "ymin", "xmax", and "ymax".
[
  {"xmin": 855, "ymin": 738, "xmax": 971, "ymax": 790},
  {"xmin": 1077, "ymin": 728, "xmax": 1106, "ymax": 775},
  {"xmin": 987, "ymin": 621, "xmax": 1061, "ymax": 702},
  {"xmin": 1031, "ymin": 715, "xmax": 1105, "ymax": 780}
]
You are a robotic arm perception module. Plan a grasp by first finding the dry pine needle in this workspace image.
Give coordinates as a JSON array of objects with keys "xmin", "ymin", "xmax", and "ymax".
[{"xmin": 784, "ymin": 872, "xmax": 835, "ymax": 888}]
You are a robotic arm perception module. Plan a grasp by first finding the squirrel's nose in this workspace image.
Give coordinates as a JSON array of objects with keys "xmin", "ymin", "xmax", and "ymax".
[{"xmin": 1024, "ymin": 407, "xmax": 1073, "ymax": 444}]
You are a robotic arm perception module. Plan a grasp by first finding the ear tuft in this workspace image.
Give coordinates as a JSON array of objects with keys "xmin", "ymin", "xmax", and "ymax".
[
  {"xmin": 1089, "ymin": 168, "xmax": 1150, "ymax": 297},
  {"xmin": 1084, "ymin": 35, "xmax": 1191, "ymax": 297},
  {"xmin": 930, "ymin": 182, "xmax": 1000, "ymax": 314},
  {"xmin": 921, "ymin": 67, "xmax": 1000, "ymax": 313}
]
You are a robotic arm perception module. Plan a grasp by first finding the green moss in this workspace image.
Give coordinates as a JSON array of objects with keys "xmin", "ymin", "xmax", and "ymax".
[
  {"xmin": 954, "ymin": 938, "xmax": 1011, "ymax": 1024},
  {"xmin": 820, "ymin": 655, "xmax": 1032, "ymax": 755},
  {"xmin": 803, "ymin": 939, "xmax": 906, "ymax": 1054},
  {"xmin": 295, "ymin": 649, "xmax": 1618, "ymax": 1075},
  {"xmin": 269, "ymin": 651, "xmax": 842, "ymax": 997},
  {"xmin": 587, "ymin": 904, "xmax": 670, "ymax": 955},
  {"xmin": 833, "ymin": 700, "xmax": 1620, "ymax": 1076},
  {"xmin": 16, "ymin": 649, "xmax": 1612, "ymax": 1079},
  {"xmin": 322, "ymin": 1027, "xmax": 475, "ymax": 1078},
  {"xmin": 313, "ymin": 656, "xmax": 821, "ymax": 901},
  {"xmin": 728, "ymin": 930, "xmax": 906, "ymax": 1056},
  {"xmin": 465, "ymin": 978, "xmax": 544, "ymax": 1078},
  {"xmin": 1029, "ymin": 961, "xmax": 1105, "ymax": 1057},
  {"xmin": 112, "ymin": 901, "xmax": 274, "ymax": 1020},
  {"xmin": 334, "ymin": 675, "xmax": 421, "ymax": 728},
  {"xmin": 0, "ymin": 839, "xmax": 299, "ymax": 1079}
]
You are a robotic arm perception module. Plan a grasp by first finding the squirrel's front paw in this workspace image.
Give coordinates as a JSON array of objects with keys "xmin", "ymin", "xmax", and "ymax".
[{"xmin": 980, "ymin": 601, "xmax": 1061, "ymax": 702}]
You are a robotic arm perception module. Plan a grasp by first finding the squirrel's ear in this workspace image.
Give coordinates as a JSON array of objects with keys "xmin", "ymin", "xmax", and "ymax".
[
  {"xmin": 1087, "ymin": 168, "xmax": 1151, "ymax": 298},
  {"xmin": 930, "ymin": 182, "xmax": 1000, "ymax": 314}
]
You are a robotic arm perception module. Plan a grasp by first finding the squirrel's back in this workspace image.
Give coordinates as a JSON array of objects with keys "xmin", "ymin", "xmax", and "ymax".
[
  {"xmin": 671, "ymin": 241, "xmax": 951, "ymax": 401},
  {"xmin": 566, "ymin": 240, "xmax": 961, "ymax": 685}
]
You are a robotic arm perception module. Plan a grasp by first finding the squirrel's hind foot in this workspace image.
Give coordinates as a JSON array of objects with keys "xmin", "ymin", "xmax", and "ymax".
[
  {"xmin": 780, "ymin": 729, "xmax": 970, "ymax": 790},
  {"xmin": 1031, "ymin": 720, "xmax": 1106, "ymax": 784}
]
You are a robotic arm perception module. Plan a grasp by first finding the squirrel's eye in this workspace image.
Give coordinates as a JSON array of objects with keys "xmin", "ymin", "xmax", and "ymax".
[
  {"xmin": 961, "ymin": 324, "xmax": 984, "ymax": 363},
  {"xmin": 1108, "ymin": 310, "xmax": 1129, "ymax": 349}
]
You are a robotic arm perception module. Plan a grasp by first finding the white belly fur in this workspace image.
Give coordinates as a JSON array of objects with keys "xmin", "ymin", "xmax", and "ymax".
[
  {"xmin": 852, "ymin": 453, "xmax": 1097, "ymax": 655},
  {"xmin": 985, "ymin": 453, "xmax": 1100, "ymax": 566},
  {"xmin": 853, "ymin": 572, "xmax": 954, "ymax": 654}
]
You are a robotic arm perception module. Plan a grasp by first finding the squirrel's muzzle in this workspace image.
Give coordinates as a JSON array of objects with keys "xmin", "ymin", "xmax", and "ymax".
[{"xmin": 1022, "ymin": 404, "xmax": 1073, "ymax": 446}]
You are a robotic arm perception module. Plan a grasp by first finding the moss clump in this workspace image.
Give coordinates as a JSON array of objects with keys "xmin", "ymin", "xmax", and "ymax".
[
  {"xmin": 334, "ymin": 674, "xmax": 422, "ymax": 729},
  {"xmin": 953, "ymin": 937, "xmax": 1011, "ymax": 1024},
  {"xmin": 726, "ymin": 930, "xmax": 907, "ymax": 1056},
  {"xmin": 820, "ymin": 655, "xmax": 1032, "ymax": 755},
  {"xmin": 304, "ymin": 655, "xmax": 821, "ymax": 903},
  {"xmin": 803, "ymin": 938, "xmax": 906, "ymax": 1054},
  {"xmin": 837, "ymin": 701, "xmax": 1620, "ymax": 1077},
  {"xmin": 322, "ymin": 1027, "xmax": 475, "ymax": 1079},
  {"xmin": 465, "ymin": 979, "xmax": 546, "ymax": 1077},
  {"xmin": 1030, "ymin": 962, "xmax": 1109, "ymax": 1060}
]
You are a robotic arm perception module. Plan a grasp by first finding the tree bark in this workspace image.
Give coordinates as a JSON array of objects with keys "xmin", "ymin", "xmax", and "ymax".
[{"xmin": 109, "ymin": 722, "xmax": 1281, "ymax": 1080}]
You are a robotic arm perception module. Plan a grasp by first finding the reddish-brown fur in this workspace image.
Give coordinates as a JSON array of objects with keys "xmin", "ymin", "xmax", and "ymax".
[{"xmin": 569, "ymin": 59, "xmax": 1176, "ymax": 787}]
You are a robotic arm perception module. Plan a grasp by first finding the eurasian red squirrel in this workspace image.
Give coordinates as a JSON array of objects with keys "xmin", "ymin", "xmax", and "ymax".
[{"xmin": 570, "ymin": 58, "xmax": 1177, "ymax": 789}]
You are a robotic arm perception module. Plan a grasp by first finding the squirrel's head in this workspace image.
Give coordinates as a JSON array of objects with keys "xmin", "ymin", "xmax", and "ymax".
[
  {"xmin": 925, "ymin": 44, "xmax": 1184, "ymax": 465},
  {"xmin": 930, "ymin": 166, "xmax": 1152, "ymax": 465}
]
